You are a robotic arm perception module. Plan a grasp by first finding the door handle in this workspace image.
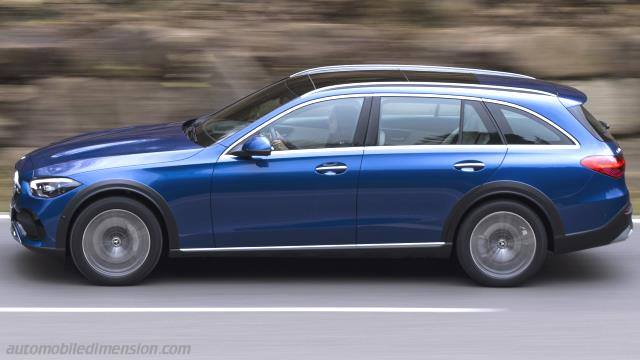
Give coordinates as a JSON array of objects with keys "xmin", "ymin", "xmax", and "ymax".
[
  {"xmin": 453, "ymin": 161, "xmax": 485, "ymax": 172},
  {"xmin": 315, "ymin": 162, "xmax": 348, "ymax": 175}
]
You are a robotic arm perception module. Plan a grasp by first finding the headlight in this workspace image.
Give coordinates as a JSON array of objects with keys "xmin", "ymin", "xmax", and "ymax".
[
  {"xmin": 13, "ymin": 171, "xmax": 20, "ymax": 193},
  {"xmin": 29, "ymin": 178, "xmax": 81, "ymax": 198}
]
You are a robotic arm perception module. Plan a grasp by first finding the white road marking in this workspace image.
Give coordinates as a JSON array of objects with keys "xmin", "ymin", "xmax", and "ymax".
[
  {"xmin": 0, "ymin": 214, "xmax": 9, "ymax": 219},
  {"xmin": 0, "ymin": 307, "xmax": 504, "ymax": 314},
  {"xmin": 633, "ymin": 218, "xmax": 640, "ymax": 224}
]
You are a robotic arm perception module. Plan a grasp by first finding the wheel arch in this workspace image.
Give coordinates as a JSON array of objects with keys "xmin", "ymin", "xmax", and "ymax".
[
  {"xmin": 56, "ymin": 180, "xmax": 179, "ymax": 254},
  {"xmin": 443, "ymin": 181, "xmax": 564, "ymax": 252}
]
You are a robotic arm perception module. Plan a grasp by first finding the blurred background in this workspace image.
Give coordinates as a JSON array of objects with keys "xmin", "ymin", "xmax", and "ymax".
[{"xmin": 0, "ymin": 0, "xmax": 639, "ymax": 207}]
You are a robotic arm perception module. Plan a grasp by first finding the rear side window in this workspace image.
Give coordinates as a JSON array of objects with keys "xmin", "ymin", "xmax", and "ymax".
[
  {"xmin": 377, "ymin": 97, "xmax": 503, "ymax": 146},
  {"xmin": 378, "ymin": 97, "xmax": 461, "ymax": 145},
  {"xmin": 486, "ymin": 103, "xmax": 574, "ymax": 145},
  {"xmin": 567, "ymin": 105, "xmax": 614, "ymax": 142}
]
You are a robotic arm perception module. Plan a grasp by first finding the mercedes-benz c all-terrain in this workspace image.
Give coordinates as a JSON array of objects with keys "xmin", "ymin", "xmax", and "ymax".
[{"xmin": 11, "ymin": 65, "xmax": 632, "ymax": 286}]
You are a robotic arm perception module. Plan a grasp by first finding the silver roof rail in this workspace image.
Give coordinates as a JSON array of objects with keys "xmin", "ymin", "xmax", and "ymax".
[
  {"xmin": 300, "ymin": 81, "xmax": 555, "ymax": 98},
  {"xmin": 290, "ymin": 64, "xmax": 535, "ymax": 80}
]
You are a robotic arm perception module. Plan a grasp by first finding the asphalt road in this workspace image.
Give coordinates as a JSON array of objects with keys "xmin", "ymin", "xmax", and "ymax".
[{"xmin": 0, "ymin": 217, "xmax": 638, "ymax": 359}]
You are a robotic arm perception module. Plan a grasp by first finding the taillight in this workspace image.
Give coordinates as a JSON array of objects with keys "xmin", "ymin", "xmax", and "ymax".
[{"xmin": 581, "ymin": 154, "xmax": 625, "ymax": 179}]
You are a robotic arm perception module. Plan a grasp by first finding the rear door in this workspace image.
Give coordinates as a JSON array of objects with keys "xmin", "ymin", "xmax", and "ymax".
[{"xmin": 357, "ymin": 96, "xmax": 507, "ymax": 244}]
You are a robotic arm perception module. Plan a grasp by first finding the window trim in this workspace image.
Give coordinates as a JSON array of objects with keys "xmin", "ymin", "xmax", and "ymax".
[
  {"xmin": 222, "ymin": 94, "xmax": 370, "ymax": 156},
  {"xmin": 482, "ymin": 99, "xmax": 578, "ymax": 147},
  {"xmin": 374, "ymin": 95, "xmax": 466, "ymax": 147},
  {"xmin": 221, "ymin": 93, "xmax": 579, "ymax": 158}
]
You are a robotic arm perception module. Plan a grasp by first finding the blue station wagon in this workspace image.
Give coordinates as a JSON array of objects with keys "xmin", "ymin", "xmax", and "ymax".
[{"xmin": 10, "ymin": 65, "xmax": 632, "ymax": 286}]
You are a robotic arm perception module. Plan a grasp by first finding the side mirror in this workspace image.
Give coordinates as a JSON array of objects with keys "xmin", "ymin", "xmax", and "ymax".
[{"xmin": 233, "ymin": 135, "xmax": 272, "ymax": 157}]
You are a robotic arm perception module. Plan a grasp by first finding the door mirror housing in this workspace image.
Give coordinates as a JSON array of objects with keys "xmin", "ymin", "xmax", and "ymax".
[{"xmin": 232, "ymin": 135, "xmax": 272, "ymax": 157}]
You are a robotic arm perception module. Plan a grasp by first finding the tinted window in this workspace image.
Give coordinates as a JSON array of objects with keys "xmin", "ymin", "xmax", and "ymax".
[
  {"xmin": 310, "ymin": 71, "xmax": 406, "ymax": 88},
  {"xmin": 567, "ymin": 105, "xmax": 614, "ymax": 142},
  {"xmin": 461, "ymin": 101, "xmax": 502, "ymax": 145},
  {"xmin": 196, "ymin": 77, "xmax": 314, "ymax": 146},
  {"xmin": 403, "ymin": 71, "xmax": 479, "ymax": 84},
  {"xmin": 378, "ymin": 97, "xmax": 461, "ymax": 146},
  {"xmin": 254, "ymin": 97, "xmax": 364, "ymax": 151},
  {"xmin": 486, "ymin": 103, "xmax": 573, "ymax": 145}
]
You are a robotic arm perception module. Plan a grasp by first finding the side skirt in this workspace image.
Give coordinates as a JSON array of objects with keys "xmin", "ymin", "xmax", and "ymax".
[{"xmin": 169, "ymin": 242, "xmax": 452, "ymax": 259}]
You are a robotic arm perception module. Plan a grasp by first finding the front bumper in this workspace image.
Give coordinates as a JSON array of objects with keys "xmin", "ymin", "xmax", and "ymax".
[
  {"xmin": 10, "ymin": 182, "xmax": 69, "ymax": 252},
  {"xmin": 554, "ymin": 203, "xmax": 633, "ymax": 254}
]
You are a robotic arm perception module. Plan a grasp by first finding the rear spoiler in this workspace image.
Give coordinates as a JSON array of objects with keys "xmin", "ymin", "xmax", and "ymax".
[
  {"xmin": 475, "ymin": 75, "xmax": 587, "ymax": 106},
  {"xmin": 556, "ymin": 83, "xmax": 587, "ymax": 107}
]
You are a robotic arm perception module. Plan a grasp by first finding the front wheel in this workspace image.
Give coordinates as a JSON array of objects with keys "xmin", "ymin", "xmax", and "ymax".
[
  {"xmin": 456, "ymin": 200, "xmax": 547, "ymax": 287},
  {"xmin": 70, "ymin": 197, "xmax": 163, "ymax": 285}
]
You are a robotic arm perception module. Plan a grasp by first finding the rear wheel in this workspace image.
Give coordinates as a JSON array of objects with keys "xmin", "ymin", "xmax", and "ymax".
[
  {"xmin": 70, "ymin": 197, "xmax": 163, "ymax": 285},
  {"xmin": 456, "ymin": 200, "xmax": 547, "ymax": 287}
]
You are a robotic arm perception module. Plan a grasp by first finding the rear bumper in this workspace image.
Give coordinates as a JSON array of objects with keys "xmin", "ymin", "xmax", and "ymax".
[{"xmin": 554, "ymin": 203, "xmax": 632, "ymax": 254}]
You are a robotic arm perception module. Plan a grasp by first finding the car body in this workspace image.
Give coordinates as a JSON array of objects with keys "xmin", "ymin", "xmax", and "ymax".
[{"xmin": 10, "ymin": 64, "xmax": 632, "ymax": 286}]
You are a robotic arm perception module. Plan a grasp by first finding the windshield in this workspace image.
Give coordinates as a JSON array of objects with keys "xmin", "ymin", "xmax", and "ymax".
[{"xmin": 189, "ymin": 76, "xmax": 315, "ymax": 146}]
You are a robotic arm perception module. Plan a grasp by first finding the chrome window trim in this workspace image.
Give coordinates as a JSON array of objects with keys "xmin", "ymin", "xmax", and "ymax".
[
  {"xmin": 301, "ymin": 82, "xmax": 555, "ymax": 98},
  {"xmin": 290, "ymin": 64, "xmax": 534, "ymax": 79},
  {"xmin": 506, "ymin": 144, "xmax": 579, "ymax": 150},
  {"xmin": 219, "ymin": 147, "xmax": 365, "ymax": 162},
  {"xmin": 482, "ymin": 98, "xmax": 580, "ymax": 147},
  {"xmin": 221, "ymin": 93, "xmax": 579, "ymax": 158},
  {"xmin": 180, "ymin": 242, "xmax": 447, "ymax": 253},
  {"xmin": 363, "ymin": 144, "xmax": 577, "ymax": 155},
  {"xmin": 363, "ymin": 145, "xmax": 507, "ymax": 155},
  {"xmin": 221, "ymin": 94, "xmax": 369, "ymax": 156}
]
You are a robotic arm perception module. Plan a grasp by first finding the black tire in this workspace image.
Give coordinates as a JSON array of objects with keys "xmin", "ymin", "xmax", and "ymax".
[
  {"xmin": 69, "ymin": 196, "xmax": 163, "ymax": 285},
  {"xmin": 456, "ymin": 200, "xmax": 547, "ymax": 287}
]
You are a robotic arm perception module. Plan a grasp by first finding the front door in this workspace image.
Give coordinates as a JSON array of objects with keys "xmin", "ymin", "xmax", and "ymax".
[
  {"xmin": 357, "ymin": 96, "xmax": 507, "ymax": 244},
  {"xmin": 212, "ymin": 96, "xmax": 369, "ymax": 248}
]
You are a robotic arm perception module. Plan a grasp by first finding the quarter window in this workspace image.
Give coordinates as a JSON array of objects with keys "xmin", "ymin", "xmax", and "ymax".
[
  {"xmin": 254, "ymin": 97, "xmax": 364, "ymax": 151},
  {"xmin": 486, "ymin": 103, "xmax": 573, "ymax": 145}
]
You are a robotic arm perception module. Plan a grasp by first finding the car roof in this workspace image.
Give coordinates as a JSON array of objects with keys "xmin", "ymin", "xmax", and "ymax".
[{"xmin": 289, "ymin": 64, "xmax": 587, "ymax": 105}]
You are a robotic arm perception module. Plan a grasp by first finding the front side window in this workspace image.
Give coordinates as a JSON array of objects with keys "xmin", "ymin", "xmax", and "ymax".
[
  {"xmin": 250, "ymin": 97, "xmax": 364, "ymax": 151},
  {"xmin": 486, "ymin": 103, "xmax": 573, "ymax": 145},
  {"xmin": 377, "ymin": 97, "xmax": 502, "ymax": 146}
]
